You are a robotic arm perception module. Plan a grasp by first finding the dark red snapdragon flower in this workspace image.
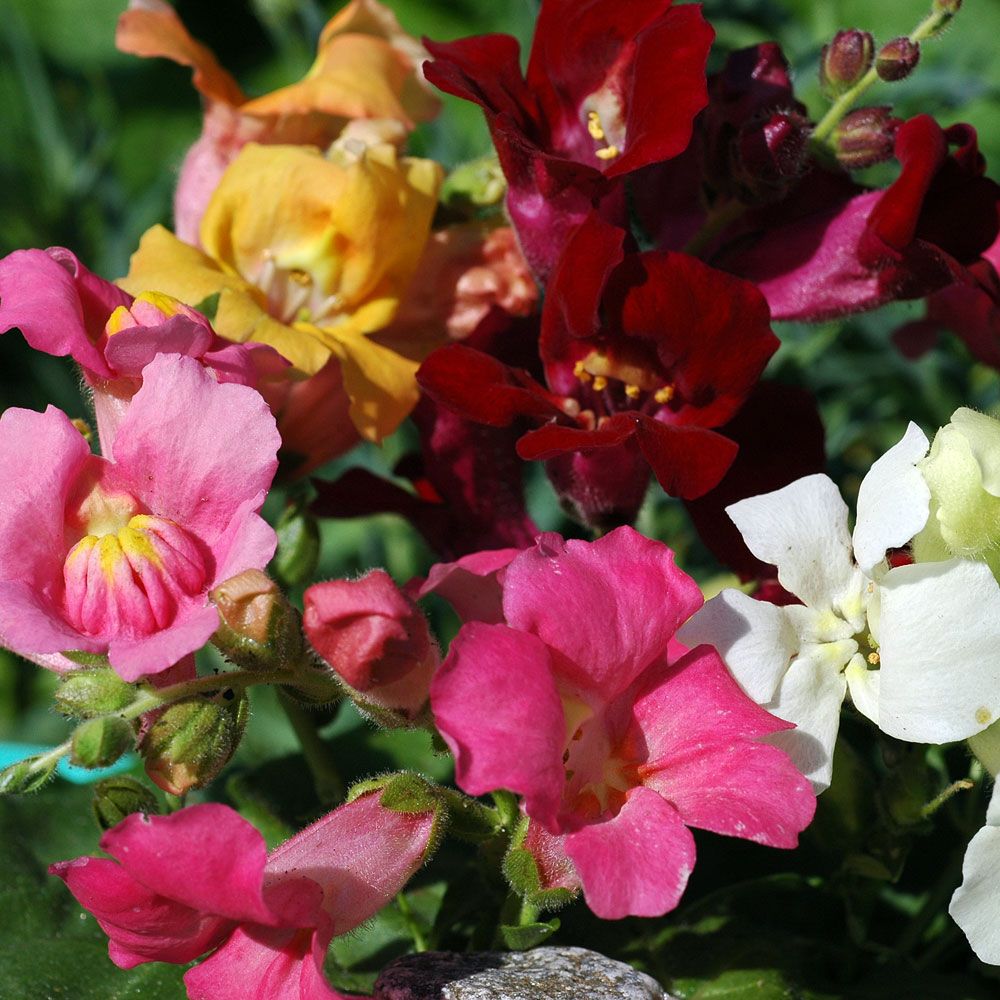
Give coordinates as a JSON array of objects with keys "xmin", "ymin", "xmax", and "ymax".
[
  {"xmin": 418, "ymin": 215, "xmax": 778, "ymax": 529},
  {"xmin": 423, "ymin": 0, "xmax": 713, "ymax": 280},
  {"xmin": 636, "ymin": 43, "xmax": 1000, "ymax": 322}
]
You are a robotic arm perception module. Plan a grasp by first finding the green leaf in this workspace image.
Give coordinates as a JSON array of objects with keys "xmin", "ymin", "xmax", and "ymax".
[
  {"xmin": 192, "ymin": 292, "xmax": 221, "ymax": 323},
  {"xmin": 0, "ymin": 784, "xmax": 185, "ymax": 998},
  {"xmin": 498, "ymin": 918, "xmax": 561, "ymax": 951}
]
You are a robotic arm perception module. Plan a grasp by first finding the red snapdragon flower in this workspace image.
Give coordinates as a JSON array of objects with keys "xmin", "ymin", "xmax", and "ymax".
[
  {"xmin": 418, "ymin": 215, "xmax": 778, "ymax": 528},
  {"xmin": 423, "ymin": 0, "xmax": 713, "ymax": 280}
]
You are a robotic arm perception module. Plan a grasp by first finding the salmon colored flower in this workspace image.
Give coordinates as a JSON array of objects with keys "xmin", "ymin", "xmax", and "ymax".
[
  {"xmin": 116, "ymin": 0, "xmax": 439, "ymax": 244},
  {"xmin": 121, "ymin": 141, "xmax": 443, "ymax": 443}
]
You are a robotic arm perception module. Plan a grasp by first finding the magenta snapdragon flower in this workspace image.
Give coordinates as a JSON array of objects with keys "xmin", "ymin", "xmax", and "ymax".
[
  {"xmin": 50, "ymin": 791, "xmax": 438, "ymax": 999},
  {"xmin": 429, "ymin": 527, "xmax": 816, "ymax": 918},
  {"xmin": 0, "ymin": 353, "xmax": 279, "ymax": 679}
]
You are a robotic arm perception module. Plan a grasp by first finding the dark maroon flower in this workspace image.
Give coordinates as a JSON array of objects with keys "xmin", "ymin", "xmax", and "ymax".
[
  {"xmin": 423, "ymin": 0, "xmax": 713, "ymax": 280},
  {"xmin": 418, "ymin": 215, "xmax": 778, "ymax": 529},
  {"xmin": 312, "ymin": 314, "xmax": 540, "ymax": 560}
]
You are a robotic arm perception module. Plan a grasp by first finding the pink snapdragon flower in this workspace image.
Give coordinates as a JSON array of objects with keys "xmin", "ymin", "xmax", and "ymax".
[
  {"xmin": 50, "ymin": 791, "xmax": 438, "ymax": 999},
  {"xmin": 0, "ymin": 354, "xmax": 279, "ymax": 679},
  {"xmin": 429, "ymin": 527, "xmax": 816, "ymax": 919},
  {"xmin": 0, "ymin": 247, "xmax": 279, "ymax": 455}
]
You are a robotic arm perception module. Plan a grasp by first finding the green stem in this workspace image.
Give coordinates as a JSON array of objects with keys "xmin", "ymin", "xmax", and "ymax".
[
  {"xmin": 811, "ymin": 4, "xmax": 957, "ymax": 144},
  {"xmin": 395, "ymin": 891, "xmax": 428, "ymax": 952},
  {"xmin": 920, "ymin": 778, "xmax": 974, "ymax": 819},
  {"xmin": 894, "ymin": 849, "xmax": 965, "ymax": 955},
  {"xmin": 278, "ymin": 691, "xmax": 344, "ymax": 804}
]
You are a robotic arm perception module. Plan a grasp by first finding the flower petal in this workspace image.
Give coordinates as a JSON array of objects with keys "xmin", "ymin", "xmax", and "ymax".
[
  {"xmin": 502, "ymin": 527, "xmax": 703, "ymax": 696},
  {"xmin": 677, "ymin": 587, "xmax": 799, "ymax": 704},
  {"xmin": 727, "ymin": 474, "xmax": 858, "ymax": 614},
  {"xmin": 878, "ymin": 558, "xmax": 1000, "ymax": 742},
  {"xmin": 107, "ymin": 603, "xmax": 220, "ymax": 681},
  {"xmin": 430, "ymin": 622, "xmax": 566, "ymax": 827},
  {"xmin": 111, "ymin": 354, "xmax": 279, "ymax": 545},
  {"xmin": 949, "ymin": 788, "xmax": 1000, "ymax": 966},
  {"xmin": 564, "ymin": 786, "xmax": 695, "ymax": 919},
  {"xmin": 853, "ymin": 422, "xmax": 930, "ymax": 575}
]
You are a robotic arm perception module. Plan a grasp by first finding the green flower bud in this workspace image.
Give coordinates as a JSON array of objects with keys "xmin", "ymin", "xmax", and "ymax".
[
  {"xmin": 140, "ymin": 690, "xmax": 249, "ymax": 795},
  {"xmin": 92, "ymin": 775, "xmax": 160, "ymax": 831},
  {"xmin": 211, "ymin": 570, "xmax": 304, "ymax": 672},
  {"xmin": 441, "ymin": 154, "xmax": 506, "ymax": 215},
  {"xmin": 71, "ymin": 716, "xmax": 135, "ymax": 769},
  {"xmin": 55, "ymin": 668, "xmax": 136, "ymax": 718},
  {"xmin": 0, "ymin": 755, "xmax": 58, "ymax": 795},
  {"xmin": 914, "ymin": 408, "xmax": 1000, "ymax": 573},
  {"xmin": 272, "ymin": 504, "xmax": 320, "ymax": 588}
]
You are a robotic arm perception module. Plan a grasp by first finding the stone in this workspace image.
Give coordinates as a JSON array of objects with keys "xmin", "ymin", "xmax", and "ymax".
[{"xmin": 373, "ymin": 946, "xmax": 672, "ymax": 1000}]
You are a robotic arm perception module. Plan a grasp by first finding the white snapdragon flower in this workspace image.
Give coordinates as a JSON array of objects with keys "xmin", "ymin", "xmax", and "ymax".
[
  {"xmin": 950, "ymin": 784, "xmax": 1000, "ymax": 964},
  {"xmin": 679, "ymin": 423, "xmax": 1000, "ymax": 791}
]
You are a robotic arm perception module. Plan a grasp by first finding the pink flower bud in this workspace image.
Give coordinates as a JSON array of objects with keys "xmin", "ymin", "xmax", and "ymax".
[
  {"xmin": 733, "ymin": 110, "xmax": 810, "ymax": 203},
  {"xmin": 834, "ymin": 106, "xmax": 901, "ymax": 170},
  {"xmin": 876, "ymin": 37, "xmax": 920, "ymax": 82},
  {"xmin": 303, "ymin": 571, "xmax": 438, "ymax": 722},
  {"xmin": 820, "ymin": 30, "xmax": 874, "ymax": 94}
]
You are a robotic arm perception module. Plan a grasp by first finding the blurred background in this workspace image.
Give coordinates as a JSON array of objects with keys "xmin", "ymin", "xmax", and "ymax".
[{"xmin": 2, "ymin": 0, "xmax": 1000, "ymax": 995}]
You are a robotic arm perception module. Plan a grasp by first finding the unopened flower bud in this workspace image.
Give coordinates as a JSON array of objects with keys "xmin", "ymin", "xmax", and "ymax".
[
  {"xmin": 303, "ymin": 570, "xmax": 439, "ymax": 723},
  {"xmin": 833, "ymin": 107, "xmax": 900, "ymax": 169},
  {"xmin": 820, "ymin": 30, "xmax": 874, "ymax": 94},
  {"xmin": 876, "ymin": 37, "xmax": 920, "ymax": 82},
  {"xmin": 0, "ymin": 754, "xmax": 58, "ymax": 795},
  {"xmin": 55, "ymin": 668, "xmax": 136, "ymax": 718},
  {"xmin": 140, "ymin": 690, "xmax": 249, "ymax": 795},
  {"xmin": 211, "ymin": 569, "xmax": 304, "ymax": 671},
  {"xmin": 272, "ymin": 504, "xmax": 320, "ymax": 588},
  {"xmin": 733, "ymin": 111, "xmax": 810, "ymax": 203},
  {"xmin": 92, "ymin": 775, "xmax": 160, "ymax": 831},
  {"xmin": 71, "ymin": 716, "xmax": 135, "ymax": 769}
]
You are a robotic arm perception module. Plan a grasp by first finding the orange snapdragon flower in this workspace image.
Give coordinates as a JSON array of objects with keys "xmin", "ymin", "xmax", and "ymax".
[
  {"xmin": 121, "ymin": 141, "xmax": 442, "ymax": 445},
  {"xmin": 116, "ymin": 0, "xmax": 439, "ymax": 243}
]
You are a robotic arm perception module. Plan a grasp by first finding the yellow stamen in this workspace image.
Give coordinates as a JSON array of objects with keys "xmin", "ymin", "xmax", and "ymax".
[
  {"xmin": 624, "ymin": 384, "xmax": 641, "ymax": 400},
  {"xmin": 71, "ymin": 418, "xmax": 93, "ymax": 441},
  {"xmin": 591, "ymin": 376, "xmax": 608, "ymax": 392},
  {"xmin": 587, "ymin": 111, "xmax": 605, "ymax": 141},
  {"xmin": 573, "ymin": 360, "xmax": 593, "ymax": 383},
  {"xmin": 654, "ymin": 385, "xmax": 675, "ymax": 404},
  {"xmin": 595, "ymin": 145, "xmax": 620, "ymax": 161},
  {"xmin": 867, "ymin": 652, "xmax": 880, "ymax": 666}
]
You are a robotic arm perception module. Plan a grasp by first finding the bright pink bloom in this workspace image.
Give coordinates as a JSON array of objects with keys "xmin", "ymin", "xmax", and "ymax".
[
  {"xmin": 430, "ymin": 527, "xmax": 815, "ymax": 919},
  {"xmin": 0, "ymin": 354, "xmax": 279, "ymax": 680},
  {"xmin": 303, "ymin": 570, "xmax": 439, "ymax": 720},
  {"xmin": 424, "ymin": 0, "xmax": 713, "ymax": 279},
  {"xmin": 50, "ymin": 791, "xmax": 437, "ymax": 999},
  {"xmin": 0, "ymin": 247, "xmax": 278, "ymax": 455}
]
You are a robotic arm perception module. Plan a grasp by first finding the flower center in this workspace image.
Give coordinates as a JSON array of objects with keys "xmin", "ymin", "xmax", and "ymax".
[
  {"xmin": 568, "ymin": 348, "xmax": 675, "ymax": 424},
  {"xmin": 63, "ymin": 514, "xmax": 209, "ymax": 639},
  {"xmin": 251, "ymin": 236, "xmax": 346, "ymax": 328},
  {"xmin": 559, "ymin": 694, "xmax": 639, "ymax": 822}
]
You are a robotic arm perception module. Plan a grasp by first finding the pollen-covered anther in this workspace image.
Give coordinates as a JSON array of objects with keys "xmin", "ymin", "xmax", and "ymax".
[
  {"xmin": 654, "ymin": 385, "xmax": 675, "ymax": 404},
  {"xmin": 573, "ymin": 360, "xmax": 594, "ymax": 384},
  {"xmin": 624, "ymin": 384, "xmax": 641, "ymax": 400},
  {"xmin": 586, "ymin": 111, "xmax": 605, "ymax": 141},
  {"xmin": 591, "ymin": 375, "xmax": 609, "ymax": 392},
  {"xmin": 867, "ymin": 652, "xmax": 880, "ymax": 665},
  {"xmin": 595, "ymin": 145, "xmax": 620, "ymax": 161}
]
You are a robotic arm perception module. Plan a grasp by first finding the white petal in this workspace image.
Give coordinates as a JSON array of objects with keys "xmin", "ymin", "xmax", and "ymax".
[
  {"xmin": 878, "ymin": 559, "xmax": 1000, "ymax": 743},
  {"xmin": 763, "ymin": 649, "xmax": 849, "ymax": 793},
  {"xmin": 845, "ymin": 652, "xmax": 880, "ymax": 725},
  {"xmin": 726, "ymin": 475, "xmax": 857, "ymax": 613},
  {"xmin": 950, "ymin": 819, "xmax": 1000, "ymax": 964},
  {"xmin": 678, "ymin": 588, "xmax": 798, "ymax": 704},
  {"xmin": 853, "ymin": 422, "xmax": 930, "ymax": 576},
  {"xmin": 987, "ymin": 781, "xmax": 1000, "ymax": 827}
]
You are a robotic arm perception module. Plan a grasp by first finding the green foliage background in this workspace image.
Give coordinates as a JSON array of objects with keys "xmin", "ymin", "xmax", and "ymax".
[{"xmin": 2, "ymin": 0, "xmax": 1000, "ymax": 997}]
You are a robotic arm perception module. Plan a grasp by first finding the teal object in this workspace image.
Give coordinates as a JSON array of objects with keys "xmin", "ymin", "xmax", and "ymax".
[{"xmin": 0, "ymin": 742, "xmax": 136, "ymax": 784}]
